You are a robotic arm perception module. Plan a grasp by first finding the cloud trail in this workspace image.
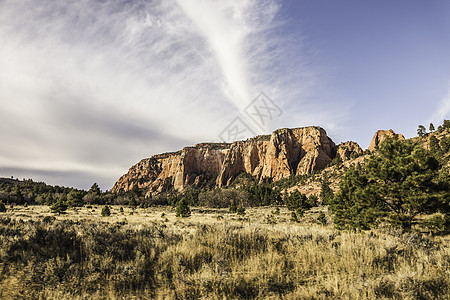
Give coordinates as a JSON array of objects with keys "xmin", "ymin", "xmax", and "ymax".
[
  {"xmin": 430, "ymin": 86, "xmax": 450, "ymax": 124},
  {"xmin": 175, "ymin": 0, "xmax": 279, "ymax": 110},
  {"xmin": 0, "ymin": 0, "xmax": 342, "ymax": 189}
]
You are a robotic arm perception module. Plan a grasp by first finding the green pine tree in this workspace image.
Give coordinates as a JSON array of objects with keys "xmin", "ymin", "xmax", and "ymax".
[
  {"xmin": 131, "ymin": 185, "xmax": 141, "ymax": 198},
  {"xmin": 285, "ymin": 190, "xmax": 311, "ymax": 211},
  {"xmin": 0, "ymin": 201, "xmax": 6, "ymax": 213},
  {"xmin": 320, "ymin": 175, "xmax": 334, "ymax": 205},
  {"xmin": 440, "ymin": 137, "xmax": 450, "ymax": 153},
  {"xmin": 330, "ymin": 138, "xmax": 450, "ymax": 231},
  {"xmin": 236, "ymin": 206, "xmax": 246, "ymax": 216},
  {"xmin": 229, "ymin": 202, "xmax": 237, "ymax": 213},
  {"xmin": 443, "ymin": 119, "xmax": 450, "ymax": 129},
  {"xmin": 176, "ymin": 198, "xmax": 191, "ymax": 218},
  {"xmin": 417, "ymin": 125, "xmax": 427, "ymax": 136},
  {"xmin": 89, "ymin": 183, "xmax": 101, "ymax": 195},
  {"xmin": 67, "ymin": 190, "xmax": 84, "ymax": 207},
  {"xmin": 50, "ymin": 199, "xmax": 68, "ymax": 214},
  {"xmin": 429, "ymin": 135, "xmax": 441, "ymax": 154},
  {"xmin": 101, "ymin": 206, "xmax": 111, "ymax": 216},
  {"xmin": 128, "ymin": 198, "xmax": 137, "ymax": 208},
  {"xmin": 429, "ymin": 123, "xmax": 435, "ymax": 132},
  {"xmin": 317, "ymin": 212, "xmax": 327, "ymax": 225}
]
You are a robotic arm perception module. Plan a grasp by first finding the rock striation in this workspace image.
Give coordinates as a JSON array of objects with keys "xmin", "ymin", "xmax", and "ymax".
[
  {"xmin": 112, "ymin": 126, "xmax": 362, "ymax": 195},
  {"xmin": 215, "ymin": 127, "xmax": 336, "ymax": 187},
  {"xmin": 368, "ymin": 129, "xmax": 405, "ymax": 151}
]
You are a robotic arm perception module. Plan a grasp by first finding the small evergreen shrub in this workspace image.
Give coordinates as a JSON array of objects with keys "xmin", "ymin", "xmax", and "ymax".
[
  {"xmin": 176, "ymin": 199, "xmax": 191, "ymax": 218},
  {"xmin": 236, "ymin": 206, "xmax": 246, "ymax": 216},
  {"xmin": 290, "ymin": 211, "xmax": 300, "ymax": 223},
  {"xmin": 0, "ymin": 201, "xmax": 6, "ymax": 213},
  {"xmin": 266, "ymin": 214, "xmax": 276, "ymax": 224},
  {"xmin": 317, "ymin": 212, "xmax": 327, "ymax": 225},
  {"xmin": 50, "ymin": 199, "xmax": 68, "ymax": 214},
  {"xmin": 229, "ymin": 202, "xmax": 237, "ymax": 213},
  {"xmin": 101, "ymin": 206, "xmax": 111, "ymax": 217}
]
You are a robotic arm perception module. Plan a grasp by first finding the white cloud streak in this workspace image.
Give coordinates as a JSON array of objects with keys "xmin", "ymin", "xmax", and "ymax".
[
  {"xmin": 175, "ymin": 0, "xmax": 279, "ymax": 110},
  {"xmin": 430, "ymin": 86, "xmax": 450, "ymax": 124},
  {"xmin": 0, "ymin": 0, "xmax": 344, "ymax": 189}
]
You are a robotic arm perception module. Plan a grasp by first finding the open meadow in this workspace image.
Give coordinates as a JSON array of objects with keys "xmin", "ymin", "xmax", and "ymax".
[{"xmin": 0, "ymin": 205, "xmax": 448, "ymax": 299}]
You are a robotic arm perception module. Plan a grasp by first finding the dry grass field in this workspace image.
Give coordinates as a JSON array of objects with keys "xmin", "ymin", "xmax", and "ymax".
[{"xmin": 0, "ymin": 205, "xmax": 449, "ymax": 299}]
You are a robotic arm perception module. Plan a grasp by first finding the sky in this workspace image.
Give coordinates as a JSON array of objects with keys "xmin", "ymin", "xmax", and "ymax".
[{"xmin": 0, "ymin": 0, "xmax": 449, "ymax": 190}]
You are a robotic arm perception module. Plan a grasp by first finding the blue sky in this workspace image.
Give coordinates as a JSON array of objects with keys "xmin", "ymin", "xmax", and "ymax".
[
  {"xmin": 282, "ymin": 0, "xmax": 450, "ymax": 141},
  {"xmin": 0, "ymin": 0, "xmax": 449, "ymax": 190}
]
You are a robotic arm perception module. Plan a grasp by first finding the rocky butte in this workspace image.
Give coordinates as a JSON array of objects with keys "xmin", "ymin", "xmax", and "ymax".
[
  {"xmin": 112, "ymin": 126, "xmax": 369, "ymax": 196},
  {"xmin": 368, "ymin": 129, "xmax": 405, "ymax": 151}
]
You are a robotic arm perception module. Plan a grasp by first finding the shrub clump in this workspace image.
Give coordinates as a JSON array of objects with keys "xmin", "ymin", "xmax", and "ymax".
[
  {"xmin": 50, "ymin": 199, "xmax": 68, "ymax": 214},
  {"xmin": 176, "ymin": 199, "xmax": 191, "ymax": 217},
  {"xmin": 101, "ymin": 205, "xmax": 111, "ymax": 216},
  {"xmin": 0, "ymin": 201, "xmax": 6, "ymax": 213}
]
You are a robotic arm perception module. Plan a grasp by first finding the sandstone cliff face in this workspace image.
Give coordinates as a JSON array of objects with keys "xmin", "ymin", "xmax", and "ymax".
[
  {"xmin": 336, "ymin": 141, "xmax": 363, "ymax": 160},
  {"xmin": 112, "ymin": 126, "xmax": 356, "ymax": 194},
  {"xmin": 112, "ymin": 146, "xmax": 227, "ymax": 194},
  {"xmin": 215, "ymin": 127, "xmax": 336, "ymax": 187},
  {"xmin": 368, "ymin": 129, "xmax": 405, "ymax": 151}
]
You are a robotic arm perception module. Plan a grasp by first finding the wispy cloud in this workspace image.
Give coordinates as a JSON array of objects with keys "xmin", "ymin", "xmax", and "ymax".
[
  {"xmin": 175, "ymin": 0, "xmax": 280, "ymax": 110},
  {"xmin": 0, "ymin": 0, "xmax": 344, "ymax": 189},
  {"xmin": 430, "ymin": 86, "xmax": 450, "ymax": 124}
]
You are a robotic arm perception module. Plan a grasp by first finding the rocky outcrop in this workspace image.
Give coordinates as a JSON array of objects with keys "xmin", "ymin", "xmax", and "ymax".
[
  {"xmin": 215, "ymin": 127, "xmax": 336, "ymax": 187},
  {"xmin": 336, "ymin": 141, "xmax": 363, "ymax": 160},
  {"xmin": 368, "ymin": 129, "xmax": 405, "ymax": 151},
  {"xmin": 112, "ymin": 126, "xmax": 352, "ymax": 194},
  {"xmin": 112, "ymin": 146, "xmax": 228, "ymax": 194}
]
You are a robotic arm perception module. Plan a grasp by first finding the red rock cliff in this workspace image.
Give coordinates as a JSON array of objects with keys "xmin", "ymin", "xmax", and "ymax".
[{"xmin": 112, "ymin": 126, "xmax": 359, "ymax": 194}]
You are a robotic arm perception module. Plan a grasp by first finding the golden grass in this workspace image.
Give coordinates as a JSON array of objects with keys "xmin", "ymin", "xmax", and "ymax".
[{"xmin": 0, "ymin": 205, "xmax": 448, "ymax": 299}]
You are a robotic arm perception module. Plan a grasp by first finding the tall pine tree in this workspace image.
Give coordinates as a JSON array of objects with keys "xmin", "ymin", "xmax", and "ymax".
[
  {"xmin": 320, "ymin": 174, "xmax": 334, "ymax": 205},
  {"xmin": 331, "ymin": 138, "xmax": 449, "ymax": 231}
]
